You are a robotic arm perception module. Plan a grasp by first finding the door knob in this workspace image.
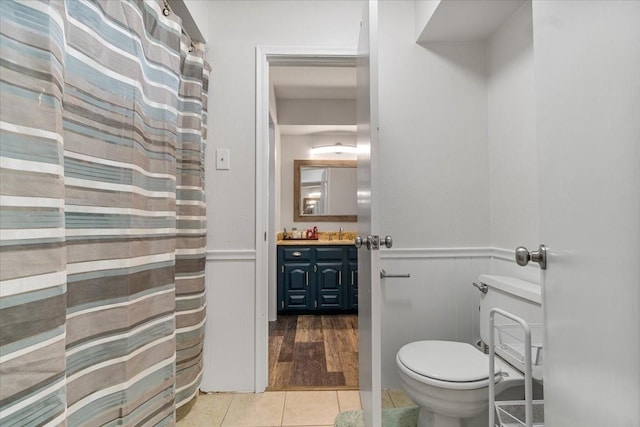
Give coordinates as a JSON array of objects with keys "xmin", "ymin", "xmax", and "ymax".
[
  {"xmin": 354, "ymin": 235, "xmax": 373, "ymax": 249},
  {"xmin": 383, "ymin": 236, "xmax": 392, "ymax": 248},
  {"xmin": 354, "ymin": 235, "xmax": 380, "ymax": 250},
  {"xmin": 515, "ymin": 244, "xmax": 547, "ymax": 270},
  {"xmin": 366, "ymin": 235, "xmax": 377, "ymax": 250}
]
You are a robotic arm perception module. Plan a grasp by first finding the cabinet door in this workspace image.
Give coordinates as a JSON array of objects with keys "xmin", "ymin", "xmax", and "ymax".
[
  {"xmin": 282, "ymin": 262, "xmax": 312, "ymax": 310},
  {"xmin": 348, "ymin": 261, "xmax": 358, "ymax": 309},
  {"xmin": 316, "ymin": 261, "xmax": 343, "ymax": 309}
]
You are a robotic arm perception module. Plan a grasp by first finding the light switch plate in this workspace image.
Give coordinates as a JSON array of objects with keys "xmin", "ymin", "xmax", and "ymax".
[{"xmin": 216, "ymin": 148, "xmax": 230, "ymax": 170}]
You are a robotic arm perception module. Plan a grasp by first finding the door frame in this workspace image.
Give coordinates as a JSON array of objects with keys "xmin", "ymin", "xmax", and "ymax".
[{"xmin": 255, "ymin": 46, "xmax": 357, "ymax": 392}]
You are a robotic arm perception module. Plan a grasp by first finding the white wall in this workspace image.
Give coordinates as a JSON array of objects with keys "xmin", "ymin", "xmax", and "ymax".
[
  {"xmin": 378, "ymin": 1, "xmax": 490, "ymax": 249},
  {"xmin": 200, "ymin": 0, "xmax": 362, "ymax": 251},
  {"xmin": 487, "ymin": 2, "xmax": 539, "ymax": 255},
  {"xmin": 277, "ymin": 99, "xmax": 356, "ymax": 126},
  {"xmin": 185, "ymin": 0, "xmax": 363, "ymax": 391},
  {"xmin": 181, "ymin": 0, "xmax": 211, "ymax": 43},
  {"xmin": 413, "ymin": 0, "xmax": 440, "ymax": 41},
  {"xmin": 377, "ymin": 0, "xmax": 490, "ymax": 387},
  {"xmin": 327, "ymin": 168, "xmax": 357, "ymax": 214}
]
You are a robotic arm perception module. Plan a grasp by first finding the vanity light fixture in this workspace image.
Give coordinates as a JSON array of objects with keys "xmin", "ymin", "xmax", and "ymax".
[{"xmin": 310, "ymin": 142, "xmax": 357, "ymax": 155}]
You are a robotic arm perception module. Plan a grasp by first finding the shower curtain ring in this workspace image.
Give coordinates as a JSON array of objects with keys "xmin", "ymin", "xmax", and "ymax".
[{"xmin": 163, "ymin": 7, "xmax": 170, "ymax": 16}]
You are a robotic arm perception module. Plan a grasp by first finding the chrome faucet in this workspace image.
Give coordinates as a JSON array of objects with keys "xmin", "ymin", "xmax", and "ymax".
[{"xmin": 339, "ymin": 227, "xmax": 343, "ymax": 240}]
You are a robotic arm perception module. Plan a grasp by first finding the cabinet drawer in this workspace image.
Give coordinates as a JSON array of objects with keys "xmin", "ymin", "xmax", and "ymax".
[
  {"xmin": 348, "ymin": 247, "xmax": 358, "ymax": 260},
  {"xmin": 281, "ymin": 247, "xmax": 312, "ymax": 261},
  {"xmin": 315, "ymin": 247, "xmax": 346, "ymax": 260}
]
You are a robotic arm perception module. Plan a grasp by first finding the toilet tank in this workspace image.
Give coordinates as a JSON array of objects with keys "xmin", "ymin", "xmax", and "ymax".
[{"xmin": 478, "ymin": 275, "xmax": 543, "ymax": 379}]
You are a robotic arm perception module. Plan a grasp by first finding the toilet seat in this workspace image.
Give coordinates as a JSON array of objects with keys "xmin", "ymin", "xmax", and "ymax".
[{"xmin": 397, "ymin": 340, "xmax": 503, "ymax": 390}]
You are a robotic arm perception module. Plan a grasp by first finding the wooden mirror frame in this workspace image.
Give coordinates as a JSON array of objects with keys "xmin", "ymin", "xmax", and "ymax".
[{"xmin": 293, "ymin": 159, "xmax": 357, "ymax": 222}]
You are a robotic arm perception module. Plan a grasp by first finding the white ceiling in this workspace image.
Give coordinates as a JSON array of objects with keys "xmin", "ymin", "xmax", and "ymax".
[
  {"xmin": 277, "ymin": 125, "xmax": 356, "ymax": 136},
  {"xmin": 270, "ymin": 66, "xmax": 356, "ymax": 100},
  {"xmin": 270, "ymin": 65, "xmax": 356, "ymax": 136}
]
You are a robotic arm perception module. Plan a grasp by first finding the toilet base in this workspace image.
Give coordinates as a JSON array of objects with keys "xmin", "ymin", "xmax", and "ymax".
[
  {"xmin": 418, "ymin": 407, "xmax": 490, "ymax": 427},
  {"xmin": 418, "ymin": 408, "xmax": 464, "ymax": 427}
]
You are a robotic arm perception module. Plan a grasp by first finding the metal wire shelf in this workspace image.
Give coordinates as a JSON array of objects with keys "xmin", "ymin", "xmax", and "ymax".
[{"xmin": 488, "ymin": 308, "xmax": 544, "ymax": 427}]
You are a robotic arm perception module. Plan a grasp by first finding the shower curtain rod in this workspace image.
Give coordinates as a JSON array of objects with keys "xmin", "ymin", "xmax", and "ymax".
[{"xmin": 166, "ymin": 0, "xmax": 206, "ymax": 44}]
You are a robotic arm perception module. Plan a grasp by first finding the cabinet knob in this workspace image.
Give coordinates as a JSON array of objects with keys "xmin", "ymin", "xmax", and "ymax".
[{"xmin": 292, "ymin": 251, "xmax": 302, "ymax": 257}]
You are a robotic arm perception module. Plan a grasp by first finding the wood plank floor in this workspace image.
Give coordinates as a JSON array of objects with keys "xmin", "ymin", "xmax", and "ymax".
[{"xmin": 268, "ymin": 314, "xmax": 359, "ymax": 391}]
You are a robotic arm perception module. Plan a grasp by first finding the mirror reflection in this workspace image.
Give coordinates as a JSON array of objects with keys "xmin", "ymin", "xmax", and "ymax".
[{"xmin": 294, "ymin": 160, "xmax": 357, "ymax": 222}]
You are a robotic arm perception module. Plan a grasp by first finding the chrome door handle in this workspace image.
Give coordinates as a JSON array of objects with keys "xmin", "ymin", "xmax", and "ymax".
[
  {"xmin": 515, "ymin": 244, "xmax": 547, "ymax": 270},
  {"xmin": 380, "ymin": 269, "xmax": 410, "ymax": 279},
  {"xmin": 355, "ymin": 235, "xmax": 379, "ymax": 250},
  {"xmin": 367, "ymin": 235, "xmax": 378, "ymax": 250},
  {"xmin": 355, "ymin": 235, "xmax": 392, "ymax": 250}
]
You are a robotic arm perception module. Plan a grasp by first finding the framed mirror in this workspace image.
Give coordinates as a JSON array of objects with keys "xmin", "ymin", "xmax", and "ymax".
[{"xmin": 294, "ymin": 159, "xmax": 357, "ymax": 222}]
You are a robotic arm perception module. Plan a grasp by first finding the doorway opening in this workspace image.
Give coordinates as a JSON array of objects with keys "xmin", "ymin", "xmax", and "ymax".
[{"xmin": 255, "ymin": 48, "xmax": 358, "ymax": 392}]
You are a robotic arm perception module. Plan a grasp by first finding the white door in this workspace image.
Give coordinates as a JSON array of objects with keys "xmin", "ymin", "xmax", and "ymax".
[
  {"xmin": 533, "ymin": 2, "xmax": 640, "ymax": 425},
  {"xmin": 356, "ymin": 1, "xmax": 381, "ymax": 426}
]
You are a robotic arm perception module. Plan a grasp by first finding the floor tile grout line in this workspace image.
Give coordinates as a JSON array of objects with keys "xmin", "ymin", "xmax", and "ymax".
[
  {"xmin": 219, "ymin": 393, "xmax": 234, "ymax": 427},
  {"xmin": 280, "ymin": 391, "xmax": 287, "ymax": 427}
]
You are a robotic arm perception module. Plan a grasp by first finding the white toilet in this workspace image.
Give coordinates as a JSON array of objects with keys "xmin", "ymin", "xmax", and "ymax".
[{"xmin": 396, "ymin": 275, "xmax": 542, "ymax": 427}]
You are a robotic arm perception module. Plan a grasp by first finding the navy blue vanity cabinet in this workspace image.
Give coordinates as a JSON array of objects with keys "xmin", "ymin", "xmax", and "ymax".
[
  {"xmin": 347, "ymin": 247, "xmax": 358, "ymax": 310},
  {"xmin": 279, "ymin": 247, "xmax": 313, "ymax": 310},
  {"xmin": 277, "ymin": 245, "xmax": 357, "ymax": 313}
]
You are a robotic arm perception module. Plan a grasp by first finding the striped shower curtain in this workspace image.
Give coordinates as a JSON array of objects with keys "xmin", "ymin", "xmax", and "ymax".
[{"xmin": 0, "ymin": 0, "xmax": 208, "ymax": 425}]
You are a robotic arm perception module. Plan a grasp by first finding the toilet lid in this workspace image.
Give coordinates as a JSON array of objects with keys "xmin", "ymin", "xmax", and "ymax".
[{"xmin": 397, "ymin": 341, "xmax": 500, "ymax": 382}]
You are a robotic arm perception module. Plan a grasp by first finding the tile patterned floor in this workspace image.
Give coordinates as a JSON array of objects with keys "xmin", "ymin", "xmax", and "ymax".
[{"xmin": 177, "ymin": 389, "xmax": 416, "ymax": 427}]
